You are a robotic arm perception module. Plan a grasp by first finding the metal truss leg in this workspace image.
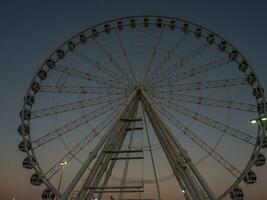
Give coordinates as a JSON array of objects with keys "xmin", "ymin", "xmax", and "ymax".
[
  {"xmin": 141, "ymin": 91, "xmax": 217, "ymax": 200},
  {"xmin": 61, "ymin": 91, "xmax": 139, "ymax": 199},
  {"xmin": 78, "ymin": 93, "xmax": 140, "ymax": 200}
]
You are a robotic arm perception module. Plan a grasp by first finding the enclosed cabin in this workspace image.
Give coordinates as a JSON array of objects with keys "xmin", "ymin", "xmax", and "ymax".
[
  {"xmin": 257, "ymin": 135, "xmax": 267, "ymax": 148},
  {"xmin": 20, "ymin": 109, "xmax": 31, "ymax": 121},
  {"xmin": 243, "ymin": 170, "xmax": 257, "ymax": 184},
  {"xmin": 91, "ymin": 29, "xmax": 98, "ymax": 38},
  {"xmin": 68, "ymin": 41, "xmax": 76, "ymax": 51},
  {"xmin": 42, "ymin": 188, "xmax": 55, "ymax": 200},
  {"xmin": 218, "ymin": 40, "xmax": 227, "ymax": 51},
  {"xmin": 79, "ymin": 34, "xmax": 87, "ymax": 44},
  {"xmin": 255, "ymin": 152, "xmax": 266, "ymax": 167},
  {"xmin": 37, "ymin": 69, "xmax": 47, "ymax": 80},
  {"xmin": 195, "ymin": 27, "xmax": 202, "ymax": 38},
  {"xmin": 207, "ymin": 33, "xmax": 214, "ymax": 45},
  {"xmin": 130, "ymin": 19, "xmax": 136, "ymax": 28},
  {"xmin": 239, "ymin": 61, "xmax": 248, "ymax": 73},
  {"xmin": 156, "ymin": 18, "xmax": 162, "ymax": 28},
  {"xmin": 144, "ymin": 18, "xmax": 149, "ymax": 28},
  {"xmin": 246, "ymin": 73, "xmax": 256, "ymax": 85},
  {"xmin": 30, "ymin": 173, "xmax": 43, "ymax": 186},
  {"xmin": 230, "ymin": 186, "xmax": 244, "ymax": 200},
  {"xmin": 263, "ymin": 135, "xmax": 267, "ymax": 148},
  {"xmin": 23, "ymin": 156, "xmax": 36, "ymax": 169},
  {"xmin": 256, "ymin": 102, "xmax": 266, "ymax": 114},
  {"xmin": 169, "ymin": 20, "xmax": 175, "ymax": 30},
  {"xmin": 117, "ymin": 21, "xmax": 123, "ymax": 31},
  {"xmin": 57, "ymin": 49, "xmax": 65, "ymax": 59},
  {"xmin": 46, "ymin": 59, "xmax": 55, "ymax": 69},
  {"xmin": 229, "ymin": 50, "xmax": 238, "ymax": 61},
  {"xmin": 182, "ymin": 23, "xmax": 189, "ymax": 33},
  {"xmin": 17, "ymin": 124, "xmax": 30, "ymax": 136},
  {"xmin": 253, "ymin": 87, "xmax": 264, "ymax": 99},
  {"xmin": 104, "ymin": 24, "xmax": 111, "ymax": 34},
  {"xmin": 30, "ymin": 81, "xmax": 40, "ymax": 93},
  {"xmin": 18, "ymin": 140, "xmax": 31, "ymax": 152},
  {"xmin": 25, "ymin": 95, "xmax": 34, "ymax": 106}
]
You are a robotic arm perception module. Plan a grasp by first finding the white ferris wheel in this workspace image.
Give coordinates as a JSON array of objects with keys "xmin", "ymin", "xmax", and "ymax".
[{"xmin": 18, "ymin": 16, "xmax": 267, "ymax": 200}]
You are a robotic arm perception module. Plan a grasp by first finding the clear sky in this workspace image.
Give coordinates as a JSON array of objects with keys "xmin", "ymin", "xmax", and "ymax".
[{"xmin": 0, "ymin": 0, "xmax": 267, "ymax": 199}]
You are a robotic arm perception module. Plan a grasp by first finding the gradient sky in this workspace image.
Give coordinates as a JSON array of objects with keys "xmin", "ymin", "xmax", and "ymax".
[{"xmin": 0, "ymin": 0, "xmax": 267, "ymax": 199}]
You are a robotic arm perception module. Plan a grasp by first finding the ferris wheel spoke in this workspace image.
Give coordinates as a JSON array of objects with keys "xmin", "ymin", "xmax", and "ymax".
[
  {"xmin": 39, "ymin": 85, "xmax": 127, "ymax": 95},
  {"xmin": 114, "ymin": 29, "xmax": 137, "ymax": 84},
  {"xmin": 146, "ymin": 32, "xmax": 187, "ymax": 82},
  {"xmin": 149, "ymin": 56, "xmax": 230, "ymax": 88},
  {"xmin": 45, "ymin": 108, "xmax": 120, "ymax": 179},
  {"xmin": 93, "ymin": 38, "xmax": 132, "ymax": 85},
  {"xmin": 151, "ymin": 96, "xmax": 256, "ymax": 145},
  {"xmin": 31, "ymin": 94, "xmax": 124, "ymax": 119},
  {"xmin": 149, "ymin": 92, "xmax": 257, "ymax": 113},
  {"xmin": 31, "ymin": 97, "xmax": 126, "ymax": 149},
  {"xmin": 72, "ymin": 49, "xmax": 128, "ymax": 87},
  {"xmin": 149, "ymin": 40, "xmax": 209, "ymax": 84},
  {"xmin": 153, "ymin": 102, "xmax": 241, "ymax": 178},
  {"xmin": 53, "ymin": 64, "xmax": 126, "ymax": 88},
  {"xmin": 143, "ymin": 25, "xmax": 166, "ymax": 81},
  {"xmin": 148, "ymin": 78, "xmax": 247, "ymax": 93}
]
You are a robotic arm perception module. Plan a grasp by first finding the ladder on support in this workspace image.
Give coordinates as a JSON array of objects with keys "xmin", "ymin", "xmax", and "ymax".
[
  {"xmin": 120, "ymin": 118, "xmax": 142, "ymax": 122},
  {"xmin": 106, "ymin": 149, "xmax": 144, "ymax": 160},
  {"xmin": 84, "ymin": 180, "xmax": 144, "ymax": 193},
  {"xmin": 103, "ymin": 146, "xmax": 144, "ymax": 160},
  {"xmin": 123, "ymin": 117, "xmax": 143, "ymax": 131},
  {"xmin": 125, "ymin": 127, "xmax": 143, "ymax": 131}
]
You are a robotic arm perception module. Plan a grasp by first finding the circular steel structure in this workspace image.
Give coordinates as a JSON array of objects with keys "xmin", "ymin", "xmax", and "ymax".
[{"xmin": 18, "ymin": 16, "xmax": 266, "ymax": 200}]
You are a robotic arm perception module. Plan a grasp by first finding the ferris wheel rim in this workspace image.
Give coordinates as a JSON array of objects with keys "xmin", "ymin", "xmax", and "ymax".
[{"xmin": 19, "ymin": 15, "xmax": 266, "ymax": 199}]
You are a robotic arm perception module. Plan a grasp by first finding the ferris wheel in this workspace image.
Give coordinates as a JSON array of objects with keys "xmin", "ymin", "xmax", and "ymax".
[{"xmin": 18, "ymin": 16, "xmax": 267, "ymax": 200}]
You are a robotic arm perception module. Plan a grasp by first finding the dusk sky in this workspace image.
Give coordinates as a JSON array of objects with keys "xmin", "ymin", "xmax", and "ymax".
[{"xmin": 0, "ymin": 1, "xmax": 267, "ymax": 200}]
